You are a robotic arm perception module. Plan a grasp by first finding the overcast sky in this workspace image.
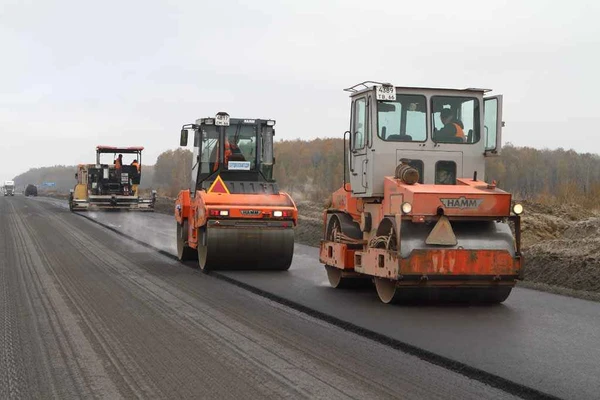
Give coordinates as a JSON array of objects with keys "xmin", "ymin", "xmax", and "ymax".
[{"xmin": 1, "ymin": 0, "xmax": 599, "ymax": 183}]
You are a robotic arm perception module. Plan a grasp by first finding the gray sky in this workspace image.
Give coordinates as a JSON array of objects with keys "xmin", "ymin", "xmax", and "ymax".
[{"xmin": 1, "ymin": 0, "xmax": 599, "ymax": 183}]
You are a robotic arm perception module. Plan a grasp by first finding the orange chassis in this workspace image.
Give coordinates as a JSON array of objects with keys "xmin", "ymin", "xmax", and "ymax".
[
  {"xmin": 175, "ymin": 189, "xmax": 298, "ymax": 251},
  {"xmin": 320, "ymin": 178, "xmax": 523, "ymax": 288}
]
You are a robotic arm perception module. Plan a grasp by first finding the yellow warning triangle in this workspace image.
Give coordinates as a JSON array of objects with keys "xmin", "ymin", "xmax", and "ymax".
[
  {"xmin": 426, "ymin": 216, "xmax": 457, "ymax": 246},
  {"xmin": 207, "ymin": 175, "xmax": 230, "ymax": 194}
]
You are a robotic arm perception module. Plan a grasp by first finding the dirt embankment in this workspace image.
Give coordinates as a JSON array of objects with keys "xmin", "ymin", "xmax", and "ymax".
[{"xmin": 521, "ymin": 202, "xmax": 600, "ymax": 297}]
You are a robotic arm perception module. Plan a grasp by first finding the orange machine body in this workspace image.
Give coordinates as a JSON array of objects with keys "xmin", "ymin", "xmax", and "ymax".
[
  {"xmin": 321, "ymin": 176, "xmax": 522, "ymax": 287},
  {"xmin": 176, "ymin": 185, "xmax": 298, "ymax": 249}
]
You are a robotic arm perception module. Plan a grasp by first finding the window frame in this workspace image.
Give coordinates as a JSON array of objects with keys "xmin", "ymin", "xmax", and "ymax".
[
  {"xmin": 430, "ymin": 95, "xmax": 481, "ymax": 145},
  {"xmin": 376, "ymin": 94, "xmax": 428, "ymax": 143},
  {"xmin": 225, "ymin": 123, "xmax": 259, "ymax": 170},
  {"xmin": 435, "ymin": 160, "xmax": 457, "ymax": 185},
  {"xmin": 352, "ymin": 97, "xmax": 367, "ymax": 151}
]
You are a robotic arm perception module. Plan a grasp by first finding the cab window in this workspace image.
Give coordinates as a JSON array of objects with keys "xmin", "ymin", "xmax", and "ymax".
[
  {"xmin": 432, "ymin": 96, "xmax": 480, "ymax": 144},
  {"xmin": 353, "ymin": 98, "xmax": 367, "ymax": 149},
  {"xmin": 378, "ymin": 95, "xmax": 426, "ymax": 142},
  {"xmin": 226, "ymin": 124, "xmax": 257, "ymax": 169},
  {"xmin": 435, "ymin": 161, "xmax": 456, "ymax": 185}
]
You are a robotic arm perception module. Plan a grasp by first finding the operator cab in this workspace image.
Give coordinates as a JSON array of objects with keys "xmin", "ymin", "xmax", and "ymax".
[
  {"xmin": 345, "ymin": 82, "xmax": 503, "ymax": 197},
  {"xmin": 180, "ymin": 112, "xmax": 278, "ymax": 194}
]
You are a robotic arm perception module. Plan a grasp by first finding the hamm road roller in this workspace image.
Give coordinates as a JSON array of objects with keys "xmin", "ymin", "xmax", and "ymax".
[
  {"xmin": 175, "ymin": 112, "xmax": 298, "ymax": 271},
  {"xmin": 320, "ymin": 82, "xmax": 524, "ymax": 304}
]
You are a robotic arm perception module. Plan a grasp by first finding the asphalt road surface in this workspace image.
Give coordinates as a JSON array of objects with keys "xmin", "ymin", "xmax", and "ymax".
[
  {"xmin": 39, "ymin": 196, "xmax": 600, "ymax": 400},
  {"xmin": 0, "ymin": 195, "xmax": 520, "ymax": 399}
]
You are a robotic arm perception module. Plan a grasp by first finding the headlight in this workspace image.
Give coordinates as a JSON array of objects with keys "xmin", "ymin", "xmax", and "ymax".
[
  {"xmin": 512, "ymin": 203, "xmax": 523, "ymax": 215},
  {"xmin": 266, "ymin": 120, "xmax": 276, "ymax": 126},
  {"xmin": 273, "ymin": 210, "xmax": 283, "ymax": 217},
  {"xmin": 219, "ymin": 210, "xmax": 229, "ymax": 216},
  {"xmin": 401, "ymin": 202, "xmax": 412, "ymax": 214}
]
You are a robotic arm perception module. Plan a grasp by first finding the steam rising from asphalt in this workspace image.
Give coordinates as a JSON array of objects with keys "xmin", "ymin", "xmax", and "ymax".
[{"xmin": 87, "ymin": 211, "xmax": 177, "ymax": 255}]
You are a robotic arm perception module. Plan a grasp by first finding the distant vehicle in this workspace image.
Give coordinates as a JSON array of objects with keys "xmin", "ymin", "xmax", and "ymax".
[
  {"xmin": 25, "ymin": 184, "xmax": 38, "ymax": 197},
  {"xmin": 4, "ymin": 180, "xmax": 15, "ymax": 196},
  {"xmin": 69, "ymin": 146, "xmax": 156, "ymax": 211}
]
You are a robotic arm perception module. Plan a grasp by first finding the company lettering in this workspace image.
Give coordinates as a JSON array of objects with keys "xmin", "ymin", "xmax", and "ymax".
[{"xmin": 440, "ymin": 197, "xmax": 483, "ymax": 209}]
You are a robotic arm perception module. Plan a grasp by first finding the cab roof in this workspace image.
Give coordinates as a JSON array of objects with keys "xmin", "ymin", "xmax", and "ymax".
[
  {"xmin": 96, "ymin": 146, "xmax": 144, "ymax": 153},
  {"xmin": 344, "ymin": 81, "xmax": 492, "ymax": 95}
]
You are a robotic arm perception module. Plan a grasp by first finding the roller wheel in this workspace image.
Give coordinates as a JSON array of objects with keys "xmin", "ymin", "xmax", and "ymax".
[
  {"xmin": 177, "ymin": 221, "xmax": 197, "ymax": 262},
  {"xmin": 326, "ymin": 266, "xmax": 368, "ymax": 289},
  {"xmin": 375, "ymin": 278, "xmax": 400, "ymax": 304},
  {"xmin": 478, "ymin": 287, "xmax": 512, "ymax": 303},
  {"xmin": 197, "ymin": 225, "xmax": 293, "ymax": 272},
  {"xmin": 198, "ymin": 242, "xmax": 210, "ymax": 272},
  {"xmin": 325, "ymin": 213, "xmax": 362, "ymax": 249},
  {"xmin": 324, "ymin": 214, "xmax": 368, "ymax": 289}
]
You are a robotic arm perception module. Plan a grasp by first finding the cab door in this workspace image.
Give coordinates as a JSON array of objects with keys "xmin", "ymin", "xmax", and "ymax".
[
  {"xmin": 484, "ymin": 95, "xmax": 503, "ymax": 154},
  {"xmin": 349, "ymin": 96, "xmax": 369, "ymax": 194}
]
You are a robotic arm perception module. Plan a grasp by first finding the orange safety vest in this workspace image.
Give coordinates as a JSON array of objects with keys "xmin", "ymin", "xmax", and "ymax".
[
  {"xmin": 453, "ymin": 123, "xmax": 465, "ymax": 141},
  {"xmin": 213, "ymin": 140, "xmax": 238, "ymax": 171},
  {"xmin": 131, "ymin": 161, "xmax": 140, "ymax": 172}
]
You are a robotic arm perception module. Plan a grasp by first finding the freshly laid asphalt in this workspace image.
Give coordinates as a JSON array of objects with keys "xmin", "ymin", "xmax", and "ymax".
[
  {"xmin": 26, "ymin": 196, "xmax": 600, "ymax": 399},
  {"xmin": 1, "ymin": 195, "xmax": 519, "ymax": 399}
]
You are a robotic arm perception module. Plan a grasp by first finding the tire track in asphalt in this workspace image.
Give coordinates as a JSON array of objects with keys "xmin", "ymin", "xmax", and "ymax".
[{"xmin": 10, "ymin": 204, "xmax": 121, "ymax": 399}]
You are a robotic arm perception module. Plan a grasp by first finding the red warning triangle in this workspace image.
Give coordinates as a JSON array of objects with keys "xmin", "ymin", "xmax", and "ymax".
[
  {"xmin": 426, "ymin": 216, "xmax": 457, "ymax": 246},
  {"xmin": 207, "ymin": 175, "xmax": 230, "ymax": 194}
]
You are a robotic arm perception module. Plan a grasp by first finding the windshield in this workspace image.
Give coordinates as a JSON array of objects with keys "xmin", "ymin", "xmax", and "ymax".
[
  {"xmin": 97, "ymin": 153, "xmax": 141, "ymax": 166},
  {"xmin": 431, "ymin": 96, "xmax": 480, "ymax": 144},
  {"xmin": 199, "ymin": 123, "xmax": 258, "ymax": 174},
  {"xmin": 226, "ymin": 124, "xmax": 257, "ymax": 169},
  {"xmin": 377, "ymin": 94, "xmax": 427, "ymax": 142}
]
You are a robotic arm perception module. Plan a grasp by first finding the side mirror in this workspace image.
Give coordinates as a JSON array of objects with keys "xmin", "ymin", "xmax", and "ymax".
[
  {"xmin": 75, "ymin": 173, "xmax": 78, "ymax": 179},
  {"xmin": 273, "ymin": 156, "xmax": 276, "ymax": 165},
  {"xmin": 180, "ymin": 129, "xmax": 188, "ymax": 146}
]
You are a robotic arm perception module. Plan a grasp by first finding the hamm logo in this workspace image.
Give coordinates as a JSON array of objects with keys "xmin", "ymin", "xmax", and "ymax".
[
  {"xmin": 440, "ymin": 197, "xmax": 483, "ymax": 209},
  {"xmin": 241, "ymin": 210, "xmax": 261, "ymax": 215}
]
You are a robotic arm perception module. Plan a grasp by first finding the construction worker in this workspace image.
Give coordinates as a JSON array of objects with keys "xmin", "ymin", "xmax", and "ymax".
[
  {"xmin": 435, "ymin": 109, "xmax": 465, "ymax": 143},
  {"xmin": 115, "ymin": 154, "xmax": 123, "ymax": 169},
  {"xmin": 213, "ymin": 138, "xmax": 244, "ymax": 171},
  {"xmin": 131, "ymin": 159, "xmax": 140, "ymax": 172}
]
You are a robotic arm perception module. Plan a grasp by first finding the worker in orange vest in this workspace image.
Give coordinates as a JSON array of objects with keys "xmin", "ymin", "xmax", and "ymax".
[
  {"xmin": 213, "ymin": 138, "xmax": 244, "ymax": 171},
  {"xmin": 115, "ymin": 154, "xmax": 123, "ymax": 169},
  {"xmin": 436, "ymin": 109, "xmax": 465, "ymax": 142},
  {"xmin": 131, "ymin": 159, "xmax": 140, "ymax": 172}
]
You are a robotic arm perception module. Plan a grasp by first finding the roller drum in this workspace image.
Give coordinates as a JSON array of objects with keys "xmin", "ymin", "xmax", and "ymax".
[{"xmin": 199, "ymin": 221, "xmax": 294, "ymax": 271}]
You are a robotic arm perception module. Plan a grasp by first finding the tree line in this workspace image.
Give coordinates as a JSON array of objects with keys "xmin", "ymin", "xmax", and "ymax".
[{"xmin": 12, "ymin": 140, "xmax": 600, "ymax": 207}]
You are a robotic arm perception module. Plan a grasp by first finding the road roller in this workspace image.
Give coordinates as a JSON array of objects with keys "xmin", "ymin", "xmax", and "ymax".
[
  {"xmin": 320, "ymin": 81, "xmax": 524, "ymax": 304},
  {"xmin": 175, "ymin": 112, "xmax": 298, "ymax": 271}
]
